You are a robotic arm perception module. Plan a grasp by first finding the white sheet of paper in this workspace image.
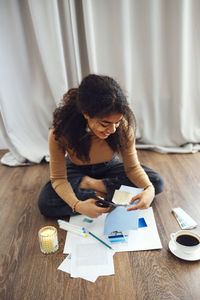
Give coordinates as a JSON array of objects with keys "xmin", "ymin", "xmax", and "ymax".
[
  {"xmin": 64, "ymin": 208, "xmax": 161, "ymax": 253},
  {"xmin": 69, "ymin": 236, "xmax": 115, "ymax": 282}
]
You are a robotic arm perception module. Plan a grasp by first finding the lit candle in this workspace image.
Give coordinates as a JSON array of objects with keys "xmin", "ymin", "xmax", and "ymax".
[{"xmin": 38, "ymin": 226, "xmax": 59, "ymax": 254}]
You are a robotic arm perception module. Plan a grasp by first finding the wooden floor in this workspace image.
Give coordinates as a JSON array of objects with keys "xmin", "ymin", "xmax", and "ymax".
[{"xmin": 0, "ymin": 149, "xmax": 200, "ymax": 300}]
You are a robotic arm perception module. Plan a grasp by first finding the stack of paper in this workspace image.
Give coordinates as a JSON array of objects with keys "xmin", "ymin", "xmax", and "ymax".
[
  {"xmin": 58, "ymin": 186, "xmax": 162, "ymax": 282},
  {"xmin": 57, "ymin": 216, "xmax": 116, "ymax": 282},
  {"xmin": 58, "ymin": 235, "xmax": 115, "ymax": 282}
]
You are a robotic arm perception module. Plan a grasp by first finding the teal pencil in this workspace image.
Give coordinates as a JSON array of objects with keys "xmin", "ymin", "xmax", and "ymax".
[{"xmin": 88, "ymin": 231, "xmax": 114, "ymax": 250}]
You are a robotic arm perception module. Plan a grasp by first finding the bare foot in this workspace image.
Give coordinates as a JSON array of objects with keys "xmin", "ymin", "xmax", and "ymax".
[
  {"xmin": 79, "ymin": 176, "xmax": 92, "ymax": 189},
  {"xmin": 79, "ymin": 176, "xmax": 106, "ymax": 194}
]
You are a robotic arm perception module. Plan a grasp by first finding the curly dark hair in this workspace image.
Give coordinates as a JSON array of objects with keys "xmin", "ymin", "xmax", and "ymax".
[{"xmin": 52, "ymin": 74, "xmax": 136, "ymax": 162}]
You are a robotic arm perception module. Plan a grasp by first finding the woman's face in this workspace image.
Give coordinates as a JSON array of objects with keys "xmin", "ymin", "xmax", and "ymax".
[{"xmin": 84, "ymin": 113, "xmax": 123, "ymax": 139}]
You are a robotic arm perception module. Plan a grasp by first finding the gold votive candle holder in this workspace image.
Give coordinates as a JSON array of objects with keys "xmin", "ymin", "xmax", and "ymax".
[{"xmin": 38, "ymin": 226, "xmax": 59, "ymax": 254}]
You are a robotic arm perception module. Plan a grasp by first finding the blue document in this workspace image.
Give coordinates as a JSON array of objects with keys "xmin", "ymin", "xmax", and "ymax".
[{"xmin": 104, "ymin": 205, "xmax": 140, "ymax": 234}]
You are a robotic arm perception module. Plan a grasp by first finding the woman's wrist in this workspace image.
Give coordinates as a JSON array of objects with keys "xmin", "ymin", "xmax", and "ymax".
[
  {"xmin": 72, "ymin": 200, "xmax": 81, "ymax": 213},
  {"xmin": 145, "ymin": 185, "xmax": 155, "ymax": 195}
]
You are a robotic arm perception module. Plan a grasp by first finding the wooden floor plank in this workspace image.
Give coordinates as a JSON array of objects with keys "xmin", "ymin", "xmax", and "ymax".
[{"xmin": 0, "ymin": 149, "xmax": 200, "ymax": 300}]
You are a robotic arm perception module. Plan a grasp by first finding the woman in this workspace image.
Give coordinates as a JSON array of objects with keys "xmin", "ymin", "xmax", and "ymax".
[{"xmin": 38, "ymin": 74, "xmax": 164, "ymax": 218}]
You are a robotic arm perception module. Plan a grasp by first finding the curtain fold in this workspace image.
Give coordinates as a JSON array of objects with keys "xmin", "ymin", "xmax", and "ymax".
[
  {"xmin": 0, "ymin": 0, "xmax": 83, "ymax": 164},
  {"xmin": 0, "ymin": 0, "xmax": 200, "ymax": 166}
]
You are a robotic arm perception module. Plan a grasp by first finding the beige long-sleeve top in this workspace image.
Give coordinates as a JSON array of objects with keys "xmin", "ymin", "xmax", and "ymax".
[{"xmin": 49, "ymin": 128, "xmax": 153, "ymax": 208}]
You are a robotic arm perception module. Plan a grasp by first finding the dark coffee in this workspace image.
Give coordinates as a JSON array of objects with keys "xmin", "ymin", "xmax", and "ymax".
[{"xmin": 176, "ymin": 234, "xmax": 199, "ymax": 246}]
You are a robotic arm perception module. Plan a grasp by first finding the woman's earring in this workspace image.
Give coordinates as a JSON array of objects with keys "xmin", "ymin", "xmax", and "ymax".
[{"xmin": 86, "ymin": 124, "xmax": 91, "ymax": 133}]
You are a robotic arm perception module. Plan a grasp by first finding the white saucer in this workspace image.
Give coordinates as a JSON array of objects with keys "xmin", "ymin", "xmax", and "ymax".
[{"xmin": 168, "ymin": 240, "xmax": 200, "ymax": 261}]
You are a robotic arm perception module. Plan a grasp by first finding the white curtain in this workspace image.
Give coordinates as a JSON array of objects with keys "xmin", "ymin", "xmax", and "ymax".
[{"xmin": 0, "ymin": 0, "xmax": 200, "ymax": 166}]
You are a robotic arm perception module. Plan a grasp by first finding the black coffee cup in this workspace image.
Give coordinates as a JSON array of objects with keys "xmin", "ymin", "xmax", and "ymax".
[{"xmin": 171, "ymin": 230, "xmax": 200, "ymax": 254}]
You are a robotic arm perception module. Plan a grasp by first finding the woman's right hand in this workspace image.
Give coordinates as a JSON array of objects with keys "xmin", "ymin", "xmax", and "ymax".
[{"xmin": 75, "ymin": 199, "xmax": 110, "ymax": 218}]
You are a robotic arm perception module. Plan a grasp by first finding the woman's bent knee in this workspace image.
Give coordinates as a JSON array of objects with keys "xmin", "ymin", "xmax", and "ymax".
[
  {"xmin": 154, "ymin": 174, "xmax": 165, "ymax": 195},
  {"xmin": 38, "ymin": 189, "xmax": 48, "ymax": 216},
  {"xmin": 37, "ymin": 181, "xmax": 54, "ymax": 216}
]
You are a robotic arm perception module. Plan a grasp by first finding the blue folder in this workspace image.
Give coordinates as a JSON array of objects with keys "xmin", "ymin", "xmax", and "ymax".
[{"xmin": 104, "ymin": 205, "xmax": 140, "ymax": 235}]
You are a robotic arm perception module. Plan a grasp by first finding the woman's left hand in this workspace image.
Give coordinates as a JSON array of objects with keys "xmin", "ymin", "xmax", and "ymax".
[{"xmin": 127, "ymin": 186, "xmax": 155, "ymax": 211}]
